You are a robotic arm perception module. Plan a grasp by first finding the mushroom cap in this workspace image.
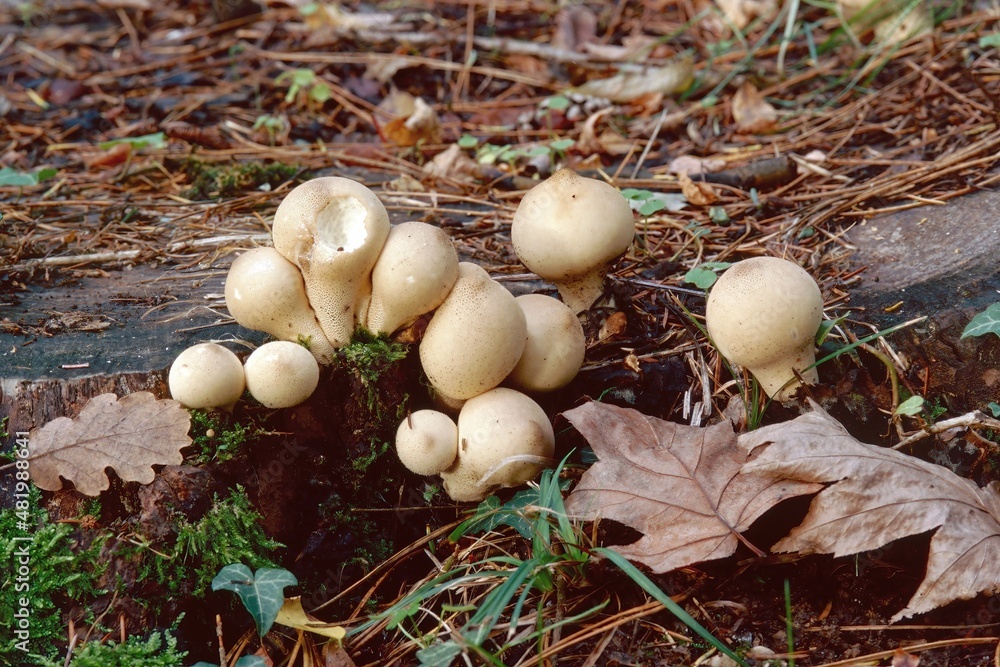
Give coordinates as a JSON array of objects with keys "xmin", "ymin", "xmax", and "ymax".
[
  {"xmin": 705, "ymin": 256, "xmax": 824, "ymax": 398},
  {"xmin": 507, "ymin": 294, "xmax": 586, "ymax": 392},
  {"xmin": 243, "ymin": 341, "xmax": 320, "ymax": 408},
  {"xmin": 395, "ymin": 409, "xmax": 459, "ymax": 476},
  {"xmin": 511, "ymin": 168, "xmax": 635, "ymax": 312},
  {"xmin": 440, "ymin": 388, "xmax": 555, "ymax": 502},
  {"xmin": 419, "ymin": 262, "xmax": 528, "ymax": 401},
  {"xmin": 366, "ymin": 221, "xmax": 460, "ymax": 335},
  {"xmin": 271, "ymin": 177, "xmax": 390, "ymax": 346},
  {"xmin": 224, "ymin": 247, "xmax": 336, "ymax": 364},
  {"xmin": 168, "ymin": 343, "xmax": 246, "ymax": 410}
]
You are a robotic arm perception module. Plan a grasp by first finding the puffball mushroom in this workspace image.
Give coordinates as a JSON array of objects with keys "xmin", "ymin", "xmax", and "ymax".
[
  {"xmin": 511, "ymin": 168, "xmax": 635, "ymax": 313},
  {"xmin": 271, "ymin": 177, "xmax": 390, "ymax": 347},
  {"xmin": 243, "ymin": 341, "xmax": 320, "ymax": 408},
  {"xmin": 440, "ymin": 388, "xmax": 555, "ymax": 502},
  {"xmin": 365, "ymin": 221, "xmax": 460, "ymax": 335},
  {"xmin": 168, "ymin": 343, "xmax": 245, "ymax": 410},
  {"xmin": 395, "ymin": 410, "xmax": 459, "ymax": 476},
  {"xmin": 507, "ymin": 294, "xmax": 586, "ymax": 392},
  {"xmin": 705, "ymin": 256, "xmax": 824, "ymax": 401},
  {"xmin": 224, "ymin": 247, "xmax": 336, "ymax": 365},
  {"xmin": 419, "ymin": 262, "xmax": 528, "ymax": 402}
]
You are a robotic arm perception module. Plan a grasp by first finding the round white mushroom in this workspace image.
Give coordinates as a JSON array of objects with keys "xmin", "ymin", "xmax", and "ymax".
[
  {"xmin": 705, "ymin": 256, "xmax": 824, "ymax": 401},
  {"xmin": 440, "ymin": 388, "xmax": 555, "ymax": 502},
  {"xmin": 419, "ymin": 262, "xmax": 527, "ymax": 403},
  {"xmin": 365, "ymin": 221, "xmax": 460, "ymax": 335},
  {"xmin": 168, "ymin": 343, "xmax": 246, "ymax": 410},
  {"xmin": 511, "ymin": 169, "xmax": 635, "ymax": 313},
  {"xmin": 243, "ymin": 341, "xmax": 320, "ymax": 409},
  {"xmin": 507, "ymin": 294, "xmax": 586, "ymax": 392},
  {"xmin": 395, "ymin": 410, "xmax": 459, "ymax": 476},
  {"xmin": 224, "ymin": 247, "xmax": 336, "ymax": 364},
  {"xmin": 271, "ymin": 177, "xmax": 390, "ymax": 347}
]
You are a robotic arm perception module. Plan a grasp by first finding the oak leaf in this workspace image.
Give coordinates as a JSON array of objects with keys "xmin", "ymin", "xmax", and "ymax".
[
  {"xmin": 742, "ymin": 403, "xmax": 1000, "ymax": 621},
  {"xmin": 28, "ymin": 392, "xmax": 191, "ymax": 496},
  {"xmin": 563, "ymin": 401, "xmax": 820, "ymax": 573}
]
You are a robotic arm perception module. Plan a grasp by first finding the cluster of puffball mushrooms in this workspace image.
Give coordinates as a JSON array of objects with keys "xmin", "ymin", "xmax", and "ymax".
[{"xmin": 168, "ymin": 169, "xmax": 825, "ymax": 502}]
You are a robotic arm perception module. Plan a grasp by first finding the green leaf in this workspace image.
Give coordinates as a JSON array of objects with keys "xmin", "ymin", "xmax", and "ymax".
[
  {"xmin": 979, "ymin": 33, "xmax": 1000, "ymax": 48},
  {"xmin": 235, "ymin": 658, "xmax": 267, "ymax": 667},
  {"xmin": 988, "ymin": 402, "xmax": 1000, "ymax": 418},
  {"xmin": 457, "ymin": 134, "xmax": 479, "ymax": 148},
  {"xmin": 683, "ymin": 262, "xmax": 733, "ymax": 289},
  {"xmin": 212, "ymin": 564, "xmax": 298, "ymax": 637},
  {"xmin": 816, "ymin": 313, "xmax": 849, "ymax": 345},
  {"xmin": 545, "ymin": 95, "xmax": 571, "ymax": 111},
  {"xmin": 708, "ymin": 206, "xmax": 729, "ymax": 224},
  {"xmin": 0, "ymin": 166, "xmax": 57, "ymax": 186},
  {"xmin": 638, "ymin": 198, "xmax": 667, "ymax": 216},
  {"xmin": 310, "ymin": 83, "xmax": 331, "ymax": 103},
  {"xmin": 895, "ymin": 395, "xmax": 924, "ymax": 416},
  {"xmin": 620, "ymin": 188, "xmax": 653, "ymax": 201},
  {"xmin": 417, "ymin": 642, "xmax": 463, "ymax": 665},
  {"xmin": 961, "ymin": 303, "xmax": 1000, "ymax": 339},
  {"xmin": 549, "ymin": 138, "xmax": 575, "ymax": 152},
  {"xmin": 98, "ymin": 132, "xmax": 167, "ymax": 150}
]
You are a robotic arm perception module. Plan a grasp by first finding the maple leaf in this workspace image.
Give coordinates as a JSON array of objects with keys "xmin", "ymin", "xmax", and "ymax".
[
  {"xmin": 28, "ymin": 392, "xmax": 191, "ymax": 496},
  {"xmin": 741, "ymin": 402, "xmax": 1000, "ymax": 621},
  {"xmin": 563, "ymin": 401, "xmax": 821, "ymax": 573}
]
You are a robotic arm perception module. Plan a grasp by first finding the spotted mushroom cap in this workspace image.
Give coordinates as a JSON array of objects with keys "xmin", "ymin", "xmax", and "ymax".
[
  {"xmin": 507, "ymin": 294, "xmax": 586, "ymax": 392},
  {"xmin": 168, "ymin": 343, "xmax": 246, "ymax": 410},
  {"xmin": 419, "ymin": 262, "xmax": 528, "ymax": 402},
  {"xmin": 243, "ymin": 341, "xmax": 320, "ymax": 409},
  {"xmin": 395, "ymin": 409, "xmax": 459, "ymax": 476}
]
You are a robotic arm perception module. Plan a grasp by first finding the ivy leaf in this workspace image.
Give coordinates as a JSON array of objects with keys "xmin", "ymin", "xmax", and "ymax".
[
  {"xmin": 212, "ymin": 564, "xmax": 298, "ymax": 637},
  {"xmin": 961, "ymin": 303, "xmax": 1000, "ymax": 339},
  {"xmin": 895, "ymin": 395, "xmax": 924, "ymax": 416}
]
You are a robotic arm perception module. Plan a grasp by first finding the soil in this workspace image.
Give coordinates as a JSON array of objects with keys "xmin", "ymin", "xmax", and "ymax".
[{"xmin": 2, "ymin": 1, "xmax": 1000, "ymax": 666}]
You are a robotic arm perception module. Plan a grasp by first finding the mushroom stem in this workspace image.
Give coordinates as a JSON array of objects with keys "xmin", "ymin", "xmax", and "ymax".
[{"xmin": 553, "ymin": 271, "xmax": 609, "ymax": 314}]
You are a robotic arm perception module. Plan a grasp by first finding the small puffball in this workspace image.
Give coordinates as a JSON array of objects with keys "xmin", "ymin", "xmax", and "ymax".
[
  {"xmin": 168, "ymin": 343, "xmax": 246, "ymax": 410},
  {"xmin": 507, "ymin": 294, "xmax": 586, "ymax": 392},
  {"xmin": 244, "ymin": 341, "xmax": 320, "ymax": 408},
  {"xmin": 395, "ymin": 410, "xmax": 459, "ymax": 476}
]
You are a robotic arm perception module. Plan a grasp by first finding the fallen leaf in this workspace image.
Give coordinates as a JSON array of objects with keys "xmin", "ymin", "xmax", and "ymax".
[
  {"xmin": 567, "ymin": 57, "xmax": 694, "ymax": 103},
  {"xmin": 668, "ymin": 155, "xmax": 726, "ymax": 176},
  {"xmin": 741, "ymin": 402, "xmax": 1000, "ymax": 621},
  {"xmin": 553, "ymin": 4, "xmax": 598, "ymax": 52},
  {"xmin": 275, "ymin": 597, "xmax": 347, "ymax": 641},
  {"xmin": 732, "ymin": 81, "xmax": 778, "ymax": 134},
  {"xmin": 714, "ymin": 0, "xmax": 778, "ymax": 30},
  {"xmin": 678, "ymin": 171, "xmax": 718, "ymax": 206},
  {"xmin": 28, "ymin": 392, "xmax": 191, "ymax": 496},
  {"xmin": 563, "ymin": 401, "xmax": 820, "ymax": 573},
  {"xmin": 422, "ymin": 144, "xmax": 481, "ymax": 183},
  {"xmin": 379, "ymin": 94, "xmax": 441, "ymax": 146}
]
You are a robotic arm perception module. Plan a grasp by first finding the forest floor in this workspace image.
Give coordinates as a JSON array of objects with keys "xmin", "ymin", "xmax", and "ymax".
[{"xmin": 2, "ymin": 1, "xmax": 1000, "ymax": 666}]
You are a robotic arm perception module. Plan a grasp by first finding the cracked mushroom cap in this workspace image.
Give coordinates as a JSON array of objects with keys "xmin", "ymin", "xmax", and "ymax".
[
  {"xmin": 271, "ymin": 177, "xmax": 390, "ymax": 347},
  {"xmin": 168, "ymin": 343, "xmax": 246, "ymax": 410},
  {"xmin": 706, "ymin": 256, "xmax": 824, "ymax": 401},
  {"xmin": 395, "ymin": 409, "xmax": 459, "ymax": 476},
  {"xmin": 439, "ymin": 388, "xmax": 555, "ymax": 502},
  {"xmin": 365, "ymin": 221, "xmax": 460, "ymax": 335},
  {"xmin": 511, "ymin": 168, "xmax": 635, "ymax": 313},
  {"xmin": 224, "ymin": 247, "xmax": 336, "ymax": 365},
  {"xmin": 243, "ymin": 341, "xmax": 320, "ymax": 409},
  {"xmin": 507, "ymin": 294, "xmax": 586, "ymax": 392},
  {"xmin": 419, "ymin": 262, "xmax": 527, "ymax": 402}
]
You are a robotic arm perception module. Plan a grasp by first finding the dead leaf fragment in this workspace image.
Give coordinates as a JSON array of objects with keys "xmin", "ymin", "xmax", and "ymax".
[
  {"xmin": 567, "ymin": 58, "xmax": 694, "ymax": 103},
  {"xmin": 28, "ymin": 392, "xmax": 191, "ymax": 496},
  {"xmin": 732, "ymin": 81, "xmax": 778, "ymax": 133},
  {"xmin": 275, "ymin": 597, "xmax": 347, "ymax": 641},
  {"xmin": 563, "ymin": 401, "xmax": 820, "ymax": 573},
  {"xmin": 714, "ymin": 0, "xmax": 778, "ymax": 30},
  {"xmin": 741, "ymin": 402, "xmax": 1000, "ymax": 621},
  {"xmin": 678, "ymin": 172, "xmax": 718, "ymax": 206}
]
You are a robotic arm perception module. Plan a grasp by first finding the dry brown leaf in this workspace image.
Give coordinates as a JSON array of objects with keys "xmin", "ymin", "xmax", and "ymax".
[
  {"xmin": 732, "ymin": 81, "xmax": 778, "ymax": 134},
  {"xmin": 714, "ymin": 0, "xmax": 778, "ymax": 30},
  {"xmin": 567, "ymin": 57, "xmax": 694, "ymax": 103},
  {"xmin": 275, "ymin": 597, "xmax": 347, "ymax": 641},
  {"xmin": 28, "ymin": 392, "xmax": 190, "ymax": 496},
  {"xmin": 678, "ymin": 171, "xmax": 718, "ymax": 206},
  {"xmin": 563, "ymin": 401, "xmax": 820, "ymax": 573},
  {"xmin": 742, "ymin": 402, "xmax": 1000, "ymax": 621}
]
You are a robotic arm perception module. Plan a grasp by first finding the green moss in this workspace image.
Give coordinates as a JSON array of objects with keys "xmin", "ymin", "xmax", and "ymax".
[
  {"xmin": 186, "ymin": 410, "xmax": 263, "ymax": 465},
  {"xmin": 39, "ymin": 630, "xmax": 186, "ymax": 667},
  {"xmin": 181, "ymin": 159, "xmax": 303, "ymax": 200},
  {"xmin": 142, "ymin": 486, "xmax": 281, "ymax": 598},
  {"xmin": 341, "ymin": 330, "xmax": 409, "ymax": 415},
  {"xmin": 1, "ymin": 487, "xmax": 107, "ymax": 664}
]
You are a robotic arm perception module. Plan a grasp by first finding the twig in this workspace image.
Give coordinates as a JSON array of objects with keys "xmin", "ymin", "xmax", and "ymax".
[{"xmin": 892, "ymin": 411, "xmax": 1000, "ymax": 450}]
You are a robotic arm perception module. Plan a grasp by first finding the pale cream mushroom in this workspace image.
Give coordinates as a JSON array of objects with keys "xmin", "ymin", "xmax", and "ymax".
[
  {"xmin": 365, "ymin": 221, "xmax": 460, "ymax": 335},
  {"xmin": 271, "ymin": 177, "xmax": 390, "ymax": 347},
  {"xmin": 511, "ymin": 169, "xmax": 635, "ymax": 313},
  {"xmin": 395, "ymin": 410, "xmax": 459, "ymax": 476},
  {"xmin": 168, "ymin": 343, "xmax": 245, "ymax": 410},
  {"xmin": 440, "ymin": 388, "xmax": 555, "ymax": 502},
  {"xmin": 243, "ymin": 341, "xmax": 320, "ymax": 409},
  {"xmin": 705, "ymin": 256, "xmax": 824, "ymax": 401},
  {"xmin": 225, "ymin": 247, "xmax": 336, "ymax": 365},
  {"xmin": 419, "ymin": 262, "xmax": 527, "ymax": 403},
  {"xmin": 507, "ymin": 294, "xmax": 586, "ymax": 392}
]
